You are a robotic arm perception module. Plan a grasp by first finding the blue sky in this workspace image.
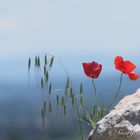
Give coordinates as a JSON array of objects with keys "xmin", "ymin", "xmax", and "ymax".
[{"xmin": 0, "ymin": 0, "xmax": 140, "ymax": 81}]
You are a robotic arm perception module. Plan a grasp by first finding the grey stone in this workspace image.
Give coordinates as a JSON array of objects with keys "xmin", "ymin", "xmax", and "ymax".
[{"xmin": 88, "ymin": 89, "xmax": 140, "ymax": 140}]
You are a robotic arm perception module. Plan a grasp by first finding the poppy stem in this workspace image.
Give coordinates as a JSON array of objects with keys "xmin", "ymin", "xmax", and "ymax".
[
  {"xmin": 106, "ymin": 72, "xmax": 123, "ymax": 113},
  {"xmin": 91, "ymin": 78, "xmax": 98, "ymax": 107}
]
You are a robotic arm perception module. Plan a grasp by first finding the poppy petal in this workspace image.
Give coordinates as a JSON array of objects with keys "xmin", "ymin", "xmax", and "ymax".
[
  {"xmin": 95, "ymin": 64, "xmax": 102, "ymax": 78},
  {"xmin": 123, "ymin": 61, "xmax": 136, "ymax": 74},
  {"xmin": 114, "ymin": 56, "xmax": 124, "ymax": 71},
  {"xmin": 82, "ymin": 63, "xmax": 93, "ymax": 78},
  {"xmin": 128, "ymin": 72, "xmax": 139, "ymax": 80},
  {"xmin": 92, "ymin": 62, "xmax": 102, "ymax": 78}
]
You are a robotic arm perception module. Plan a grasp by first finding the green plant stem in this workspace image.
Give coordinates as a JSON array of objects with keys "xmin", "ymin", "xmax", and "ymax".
[
  {"xmin": 58, "ymin": 60, "xmax": 84, "ymax": 140},
  {"xmin": 91, "ymin": 79, "xmax": 98, "ymax": 107},
  {"xmin": 106, "ymin": 72, "xmax": 123, "ymax": 113}
]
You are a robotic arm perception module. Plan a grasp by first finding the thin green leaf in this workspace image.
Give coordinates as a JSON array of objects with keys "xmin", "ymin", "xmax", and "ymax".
[
  {"xmin": 80, "ymin": 96, "xmax": 83, "ymax": 108},
  {"xmin": 70, "ymin": 87, "xmax": 73, "ymax": 98},
  {"xmin": 88, "ymin": 115, "xmax": 96, "ymax": 128},
  {"xmin": 64, "ymin": 86, "xmax": 68, "ymax": 96},
  {"xmin": 93, "ymin": 105, "xmax": 97, "ymax": 118},
  {"xmin": 44, "ymin": 101, "xmax": 46, "ymax": 112},
  {"xmin": 66, "ymin": 77, "xmax": 70, "ymax": 89},
  {"xmin": 41, "ymin": 109, "xmax": 45, "ymax": 128},
  {"xmin": 44, "ymin": 66, "xmax": 46, "ymax": 75},
  {"xmin": 71, "ymin": 95, "xmax": 75, "ymax": 106},
  {"xmin": 61, "ymin": 96, "xmax": 65, "ymax": 107},
  {"xmin": 37, "ymin": 56, "xmax": 40, "ymax": 67},
  {"xmin": 28, "ymin": 57, "xmax": 31, "ymax": 70},
  {"xmin": 49, "ymin": 83, "xmax": 52, "ymax": 95},
  {"xmin": 41, "ymin": 78, "xmax": 44, "ymax": 88},
  {"xmin": 49, "ymin": 102, "xmax": 53, "ymax": 112},
  {"xmin": 81, "ymin": 113, "xmax": 90, "ymax": 126},
  {"xmin": 64, "ymin": 105, "xmax": 66, "ymax": 116},
  {"xmin": 64, "ymin": 77, "xmax": 70, "ymax": 96},
  {"xmin": 45, "ymin": 54, "xmax": 47, "ymax": 65},
  {"xmin": 80, "ymin": 83, "xmax": 83, "ymax": 95},
  {"xmin": 35, "ymin": 56, "xmax": 38, "ymax": 67},
  {"xmin": 56, "ymin": 94, "xmax": 59, "ymax": 106},
  {"xmin": 45, "ymin": 72, "xmax": 49, "ymax": 82},
  {"xmin": 41, "ymin": 109, "xmax": 44, "ymax": 118},
  {"xmin": 49, "ymin": 56, "xmax": 54, "ymax": 67},
  {"xmin": 100, "ymin": 105, "xmax": 106, "ymax": 118}
]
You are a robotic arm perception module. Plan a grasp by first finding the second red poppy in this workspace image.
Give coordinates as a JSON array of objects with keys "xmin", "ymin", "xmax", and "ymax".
[
  {"xmin": 82, "ymin": 61, "xmax": 102, "ymax": 79},
  {"xmin": 114, "ymin": 56, "xmax": 139, "ymax": 80}
]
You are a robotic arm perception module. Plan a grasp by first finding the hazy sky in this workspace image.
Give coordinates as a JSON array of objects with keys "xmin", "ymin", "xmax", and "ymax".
[
  {"xmin": 0, "ymin": 0, "xmax": 140, "ymax": 58},
  {"xmin": 0, "ymin": 0, "xmax": 140, "ymax": 81}
]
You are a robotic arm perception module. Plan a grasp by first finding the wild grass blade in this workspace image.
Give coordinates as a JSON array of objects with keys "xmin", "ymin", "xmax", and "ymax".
[{"xmin": 28, "ymin": 57, "xmax": 31, "ymax": 70}]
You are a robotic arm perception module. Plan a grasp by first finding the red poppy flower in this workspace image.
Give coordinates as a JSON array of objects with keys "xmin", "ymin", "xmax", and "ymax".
[
  {"xmin": 128, "ymin": 72, "xmax": 139, "ymax": 80},
  {"xmin": 114, "ymin": 56, "xmax": 136, "ymax": 74},
  {"xmin": 82, "ymin": 61, "xmax": 102, "ymax": 79},
  {"xmin": 114, "ymin": 56, "xmax": 139, "ymax": 80}
]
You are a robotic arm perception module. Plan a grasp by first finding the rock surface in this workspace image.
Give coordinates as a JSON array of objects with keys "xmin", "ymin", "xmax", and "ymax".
[{"xmin": 88, "ymin": 89, "xmax": 140, "ymax": 140}]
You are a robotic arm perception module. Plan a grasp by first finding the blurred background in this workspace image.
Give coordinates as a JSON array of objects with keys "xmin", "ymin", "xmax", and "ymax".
[{"xmin": 0, "ymin": 0, "xmax": 140, "ymax": 140}]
